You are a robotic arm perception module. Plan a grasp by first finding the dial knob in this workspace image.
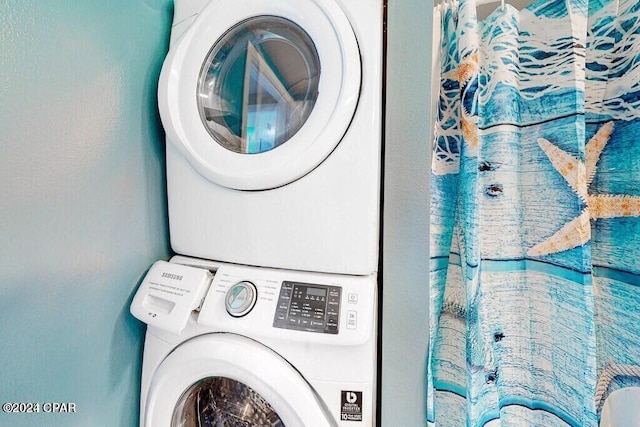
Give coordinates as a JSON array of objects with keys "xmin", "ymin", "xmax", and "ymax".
[{"xmin": 225, "ymin": 281, "xmax": 257, "ymax": 317}]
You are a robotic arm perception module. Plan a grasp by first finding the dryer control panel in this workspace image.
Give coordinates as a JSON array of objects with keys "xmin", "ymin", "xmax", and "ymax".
[{"xmin": 273, "ymin": 281, "xmax": 341, "ymax": 334}]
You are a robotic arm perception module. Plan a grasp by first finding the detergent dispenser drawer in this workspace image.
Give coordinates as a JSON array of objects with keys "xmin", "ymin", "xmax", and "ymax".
[{"xmin": 130, "ymin": 261, "xmax": 212, "ymax": 334}]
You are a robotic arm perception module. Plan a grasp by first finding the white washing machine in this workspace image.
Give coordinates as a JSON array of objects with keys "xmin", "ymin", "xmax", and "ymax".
[
  {"xmin": 158, "ymin": 0, "xmax": 384, "ymax": 275},
  {"xmin": 132, "ymin": 257, "xmax": 377, "ymax": 426}
]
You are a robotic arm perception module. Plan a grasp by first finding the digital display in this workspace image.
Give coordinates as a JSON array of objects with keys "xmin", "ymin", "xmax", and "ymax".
[
  {"xmin": 273, "ymin": 281, "xmax": 341, "ymax": 335},
  {"xmin": 306, "ymin": 287, "xmax": 327, "ymax": 297}
]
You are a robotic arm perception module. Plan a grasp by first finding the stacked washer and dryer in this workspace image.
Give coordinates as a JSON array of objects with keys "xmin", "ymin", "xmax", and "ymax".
[{"xmin": 130, "ymin": 0, "xmax": 384, "ymax": 425}]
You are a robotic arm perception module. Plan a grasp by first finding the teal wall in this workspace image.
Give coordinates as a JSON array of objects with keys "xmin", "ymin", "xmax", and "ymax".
[
  {"xmin": 0, "ymin": 1, "xmax": 173, "ymax": 426},
  {"xmin": 0, "ymin": 0, "xmax": 436, "ymax": 426},
  {"xmin": 382, "ymin": 1, "xmax": 431, "ymax": 425}
]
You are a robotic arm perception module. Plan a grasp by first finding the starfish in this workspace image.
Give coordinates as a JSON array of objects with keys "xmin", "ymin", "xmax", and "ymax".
[
  {"xmin": 443, "ymin": 52, "xmax": 480, "ymax": 153},
  {"xmin": 444, "ymin": 52, "xmax": 479, "ymax": 85},
  {"xmin": 461, "ymin": 108, "xmax": 479, "ymax": 151},
  {"xmin": 460, "ymin": 52, "xmax": 479, "ymax": 84},
  {"xmin": 528, "ymin": 122, "xmax": 640, "ymax": 256}
]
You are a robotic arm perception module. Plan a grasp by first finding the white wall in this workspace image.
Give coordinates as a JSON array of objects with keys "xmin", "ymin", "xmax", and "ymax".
[{"xmin": 382, "ymin": 1, "xmax": 432, "ymax": 425}]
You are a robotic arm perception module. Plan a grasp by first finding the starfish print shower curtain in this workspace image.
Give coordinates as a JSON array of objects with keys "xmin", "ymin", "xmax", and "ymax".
[{"xmin": 429, "ymin": 0, "xmax": 640, "ymax": 425}]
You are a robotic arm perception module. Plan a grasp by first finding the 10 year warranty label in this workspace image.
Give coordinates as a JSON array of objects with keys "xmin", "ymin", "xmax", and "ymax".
[
  {"xmin": 3, "ymin": 402, "xmax": 76, "ymax": 413},
  {"xmin": 341, "ymin": 391, "xmax": 363, "ymax": 422}
]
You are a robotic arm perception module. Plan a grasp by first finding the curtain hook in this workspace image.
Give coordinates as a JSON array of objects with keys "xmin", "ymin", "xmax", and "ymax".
[{"xmin": 449, "ymin": 0, "xmax": 457, "ymax": 21}]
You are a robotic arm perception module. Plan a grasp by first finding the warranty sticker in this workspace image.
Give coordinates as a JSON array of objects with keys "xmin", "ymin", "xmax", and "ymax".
[{"xmin": 340, "ymin": 391, "xmax": 363, "ymax": 422}]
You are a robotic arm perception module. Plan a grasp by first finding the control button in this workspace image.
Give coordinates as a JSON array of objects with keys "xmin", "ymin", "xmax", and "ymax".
[
  {"xmin": 348, "ymin": 293, "xmax": 358, "ymax": 304},
  {"xmin": 288, "ymin": 317, "xmax": 300, "ymax": 326},
  {"xmin": 326, "ymin": 323, "xmax": 339, "ymax": 334},
  {"xmin": 301, "ymin": 319, "xmax": 311, "ymax": 327},
  {"xmin": 225, "ymin": 281, "xmax": 257, "ymax": 317},
  {"xmin": 347, "ymin": 310, "xmax": 357, "ymax": 330},
  {"xmin": 310, "ymin": 320, "xmax": 324, "ymax": 328}
]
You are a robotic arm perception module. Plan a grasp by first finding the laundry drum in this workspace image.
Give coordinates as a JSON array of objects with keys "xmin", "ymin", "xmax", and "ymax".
[
  {"xmin": 197, "ymin": 16, "xmax": 321, "ymax": 155},
  {"xmin": 143, "ymin": 334, "xmax": 335, "ymax": 426},
  {"xmin": 172, "ymin": 377, "xmax": 284, "ymax": 426}
]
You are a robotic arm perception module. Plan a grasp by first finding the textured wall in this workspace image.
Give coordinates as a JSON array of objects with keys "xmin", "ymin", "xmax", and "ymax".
[
  {"xmin": 0, "ymin": 1, "xmax": 173, "ymax": 425},
  {"xmin": 382, "ymin": 0, "xmax": 432, "ymax": 425}
]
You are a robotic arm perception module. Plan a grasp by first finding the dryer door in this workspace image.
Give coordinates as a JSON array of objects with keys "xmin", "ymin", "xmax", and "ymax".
[
  {"xmin": 144, "ymin": 333, "xmax": 336, "ymax": 426},
  {"xmin": 158, "ymin": 0, "xmax": 360, "ymax": 190}
]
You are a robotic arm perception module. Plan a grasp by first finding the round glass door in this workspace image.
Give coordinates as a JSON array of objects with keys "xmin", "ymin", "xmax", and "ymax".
[
  {"xmin": 197, "ymin": 16, "xmax": 320, "ymax": 155},
  {"xmin": 171, "ymin": 377, "xmax": 284, "ymax": 427},
  {"xmin": 144, "ymin": 333, "xmax": 335, "ymax": 426},
  {"xmin": 158, "ymin": 0, "xmax": 361, "ymax": 189}
]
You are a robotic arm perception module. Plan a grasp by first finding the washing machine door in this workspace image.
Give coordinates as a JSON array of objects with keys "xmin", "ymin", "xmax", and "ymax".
[
  {"xmin": 158, "ymin": 0, "xmax": 360, "ymax": 190},
  {"xmin": 144, "ymin": 333, "xmax": 336, "ymax": 426}
]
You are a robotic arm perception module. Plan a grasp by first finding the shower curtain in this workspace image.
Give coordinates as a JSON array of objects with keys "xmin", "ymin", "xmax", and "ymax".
[{"xmin": 429, "ymin": 0, "xmax": 640, "ymax": 425}]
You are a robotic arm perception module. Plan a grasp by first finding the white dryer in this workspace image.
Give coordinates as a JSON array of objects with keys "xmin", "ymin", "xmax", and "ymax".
[
  {"xmin": 132, "ymin": 257, "xmax": 377, "ymax": 426},
  {"xmin": 158, "ymin": 0, "xmax": 384, "ymax": 275}
]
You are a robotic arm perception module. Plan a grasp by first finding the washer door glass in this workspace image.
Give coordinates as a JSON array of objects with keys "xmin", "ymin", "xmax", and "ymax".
[
  {"xmin": 171, "ymin": 376, "xmax": 284, "ymax": 427},
  {"xmin": 198, "ymin": 16, "xmax": 320, "ymax": 155}
]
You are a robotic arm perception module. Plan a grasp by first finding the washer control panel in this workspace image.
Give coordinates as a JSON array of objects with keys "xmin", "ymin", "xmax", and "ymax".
[
  {"xmin": 196, "ymin": 262, "xmax": 375, "ymax": 345},
  {"xmin": 273, "ymin": 281, "xmax": 341, "ymax": 334}
]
